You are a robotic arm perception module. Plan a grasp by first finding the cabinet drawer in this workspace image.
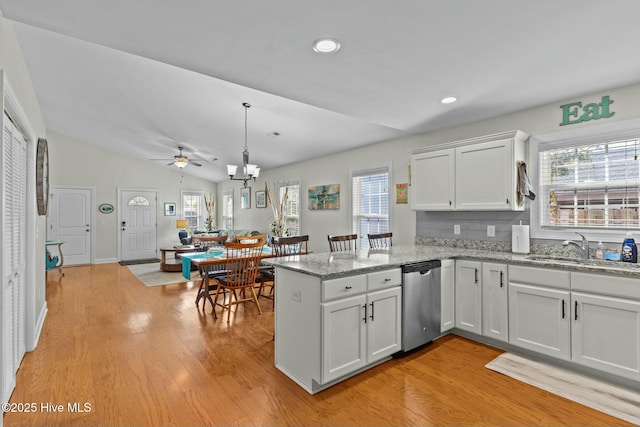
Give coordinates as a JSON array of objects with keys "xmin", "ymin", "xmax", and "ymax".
[
  {"xmin": 322, "ymin": 275, "xmax": 367, "ymax": 301},
  {"xmin": 509, "ymin": 265, "xmax": 570, "ymax": 289},
  {"xmin": 367, "ymin": 268, "xmax": 402, "ymax": 291},
  {"xmin": 571, "ymin": 272, "xmax": 640, "ymax": 300}
]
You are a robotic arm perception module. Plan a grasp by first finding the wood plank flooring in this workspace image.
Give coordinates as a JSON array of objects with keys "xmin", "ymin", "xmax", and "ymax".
[{"xmin": 3, "ymin": 263, "xmax": 632, "ymax": 426}]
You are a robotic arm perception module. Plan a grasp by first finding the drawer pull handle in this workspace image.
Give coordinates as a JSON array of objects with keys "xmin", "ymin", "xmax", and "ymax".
[
  {"xmin": 562, "ymin": 299, "xmax": 566, "ymax": 319},
  {"xmin": 345, "ymin": 286, "xmax": 352, "ymax": 290},
  {"xmin": 474, "ymin": 268, "xmax": 478, "ymax": 284},
  {"xmin": 499, "ymin": 271, "xmax": 504, "ymax": 288},
  {"xmin": 363, "ymin": 304, "xmax": 367, "ymax": 323},
  {"xmin": 384, "ymin": 278, "xmax": 391, "ymax": 282},
  {"xmin": 574, "ymin": 301, "xmax": 578, "ymax": 320}
]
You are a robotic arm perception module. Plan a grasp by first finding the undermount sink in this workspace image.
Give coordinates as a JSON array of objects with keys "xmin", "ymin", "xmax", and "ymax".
[{"xmin": 524, "ymin": 254, "xmax": 628, "ymax": 267}]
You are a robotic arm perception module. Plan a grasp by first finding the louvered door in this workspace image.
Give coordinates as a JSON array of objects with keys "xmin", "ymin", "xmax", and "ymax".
[{"xmin": 2, "ymin": 112, "xmax": 27, "ymax": 404}]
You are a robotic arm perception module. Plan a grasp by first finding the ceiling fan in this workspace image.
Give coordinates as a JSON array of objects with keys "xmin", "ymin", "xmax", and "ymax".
[{"xmin": 150, "ymin": 146, "xmax": 204, "ymax": 168}]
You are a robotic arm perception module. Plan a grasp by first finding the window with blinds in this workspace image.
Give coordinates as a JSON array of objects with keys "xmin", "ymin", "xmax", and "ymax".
[
  {"xmin": 222, "ymin": 190, "xmax": 233, "ymax": 230},
  {"xmin": 277, "ymin": 180, "xmax": 300, "ymax": 236},
  {"xmin": 182, "ymin": 192, "xmax": 203, "ymax": 230},
  {"xmin": 352, "ymin": 167, "xmax": 389, "ymax": 248},
  {"xmin": 539, "ymin": 137, "xmax": 640, "ymax": 229}
]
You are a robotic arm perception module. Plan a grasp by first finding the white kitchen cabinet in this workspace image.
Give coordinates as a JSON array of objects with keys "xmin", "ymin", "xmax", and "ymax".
[
  {"xmin": 440, "ymin": 259, "xmax": 455, "ymax": 332},
  {"xmin": 274, "ymin": 266, "xmax": 401, "ymax": 393},
  {"xmin": 481, "ymin": 262, "xmax": 508, "ymax": 342},
  {"xmin": 571, "ymin": 272, "xmax": 640, "ymax": 380},
  {"xmin": 455, "ymin": 138, "xmax": 520, "ymax": 210},
  {"xmin": 366, "ymin": 287, "xmax": 402, "ymax": 363},
  {"xmin": 410, "ymin": 130, "xmax": 528, "ymax": 211},
  {"xmin": 508, "ymin": 265, "xmax": 571, "ymax": 360},
  {"xmin": 322, "ymin": 294, "xmax": 367, "ymax": 382},
  {"xmin": 455, "ymin": 260, "xmax": 482, "ymax": 334},
  {"xmin": 410, "ymin": 149, "xmax": 454, "ymax": 210}
]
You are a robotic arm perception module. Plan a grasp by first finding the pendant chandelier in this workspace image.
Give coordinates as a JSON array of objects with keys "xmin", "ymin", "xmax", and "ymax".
[{"xmin": 227, "ymin": 102, "xmax": 260, "ymax": 187}]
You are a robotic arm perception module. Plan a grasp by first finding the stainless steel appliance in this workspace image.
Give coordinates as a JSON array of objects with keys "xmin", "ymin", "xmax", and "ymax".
[{"xmin": 401, "ymin": 260, "xmax": 441, "ymax": 352}]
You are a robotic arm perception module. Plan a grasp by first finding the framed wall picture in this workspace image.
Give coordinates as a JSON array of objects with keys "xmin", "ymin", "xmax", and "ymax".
[
  {"xmin": 308, "ymin": 184, "xmax": 340, "ymax": 210},
  {"xmin": 164, "ymin": 202, "xmax": 176, "ymax": 216},
  {"xmin": 255, "ymin": 190, "xmax": 267, "ymax": 208},
  {"xmin": 240, "ymin": 187, "xmax": 251, "ymax": 209}
]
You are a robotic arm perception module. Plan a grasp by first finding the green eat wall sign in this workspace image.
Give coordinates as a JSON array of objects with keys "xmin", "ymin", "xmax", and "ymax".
[{"xmin": 560, "ymin": 95, "xmax": 615, "ymax": 126}]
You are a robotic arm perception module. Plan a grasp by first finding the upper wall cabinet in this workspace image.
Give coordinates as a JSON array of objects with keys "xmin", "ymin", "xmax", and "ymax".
[{"xmin": 410, "ymin": 130, "xmax": 529, "ymax": 211}]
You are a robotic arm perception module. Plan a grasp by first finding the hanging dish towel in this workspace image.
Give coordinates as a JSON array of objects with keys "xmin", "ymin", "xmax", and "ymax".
[{"xmin": 517, "ymin": 161, "xmax": 536, "ymax": 207}]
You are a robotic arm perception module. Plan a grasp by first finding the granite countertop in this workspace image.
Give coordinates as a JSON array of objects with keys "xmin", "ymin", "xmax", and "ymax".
[{"xmin": 262, "ymin": 244, "xmax": 640, "ymax": 280}]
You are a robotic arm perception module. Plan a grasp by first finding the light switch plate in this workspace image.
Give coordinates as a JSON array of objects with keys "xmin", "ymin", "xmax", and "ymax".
[
  {"xmin": 487, "ymin": 225, "xmax": 495, "ymax": 237},
  {"xmin": 454, "ymin": 224, "xmax": 461, "ymax": 235}
]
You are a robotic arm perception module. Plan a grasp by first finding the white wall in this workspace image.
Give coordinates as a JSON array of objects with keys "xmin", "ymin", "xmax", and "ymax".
[
  {"xmin": 48, "ymin": 131, "xmax": 217, "ymax": 263},
  {"xmin": 218, "ymin": 82, "xmax": 640, "ymax": 253}
]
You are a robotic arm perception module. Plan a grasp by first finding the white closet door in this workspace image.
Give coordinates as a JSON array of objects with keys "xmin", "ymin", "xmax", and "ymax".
[{"xmin": 2, "ymin": 112, "xmax": 27, "ymax": 404}]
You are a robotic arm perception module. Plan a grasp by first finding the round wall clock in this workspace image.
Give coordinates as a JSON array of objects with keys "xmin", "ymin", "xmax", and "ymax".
[{"xmin": 36, "ymin": 138, "xmax": 49, "ymax": 216}]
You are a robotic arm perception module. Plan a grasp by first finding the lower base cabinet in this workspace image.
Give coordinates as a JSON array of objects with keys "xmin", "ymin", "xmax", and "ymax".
[
  {"xmin": 275, "ymin": 267, "xmax": 401, "ymax": 394},
  {"xmin": 571, "ymin": 271, "xmax": 640, "ymax": 381},
  {"xmin": 321, "ymin": 287, "xmax": 402, "ymax": 383},
  {"xmin": 440, "ymin": 259, "xmax": 455, "ymax": 332},
  {"xmin": 508, "ymin": 265, "xmax": 572, "ymax": 361}
]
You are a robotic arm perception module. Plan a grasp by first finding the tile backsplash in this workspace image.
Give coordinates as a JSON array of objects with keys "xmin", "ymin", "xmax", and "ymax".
[{"xmin": 416, "ymin": 210, "xmax": 530, "ymax": 242}]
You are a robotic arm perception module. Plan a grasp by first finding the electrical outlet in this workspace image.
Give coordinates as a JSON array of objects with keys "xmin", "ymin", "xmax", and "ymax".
[
  {"xmin": 487, "ymin": 225, "xmax": 495, "ymax": 237},
  {"xmin": 454, "ymin": 224, "xmax": 461, "ymax": 235}
]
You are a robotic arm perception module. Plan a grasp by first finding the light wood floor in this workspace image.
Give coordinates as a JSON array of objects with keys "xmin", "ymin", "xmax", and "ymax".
[{"xmin": 4, "ymin": 263, "xmax": 632, "ymax": 426}]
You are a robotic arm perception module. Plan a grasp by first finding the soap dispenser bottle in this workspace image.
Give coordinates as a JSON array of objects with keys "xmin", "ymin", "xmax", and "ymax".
[
  {"xmin": 595, "ymin": 242, "xmax": 605, "ymax": 260},
  {"xmin": 621, "ymin": 232, "xmax": 637, "ymax": 263}
]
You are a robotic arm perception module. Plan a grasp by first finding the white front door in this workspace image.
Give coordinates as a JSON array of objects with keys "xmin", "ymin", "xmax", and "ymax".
[
  {"xmin": 120, "ymin": 190, "xmax": 157, "ymax": 261},
  {"xmin": 47, "ymin": 187, "xmax": 92, "ymax": 265}
]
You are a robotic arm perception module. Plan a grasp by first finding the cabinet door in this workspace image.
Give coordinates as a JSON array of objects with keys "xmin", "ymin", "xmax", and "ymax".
[
  {"xmin": 366, "ymin": 287, "xmax": 402, "ymax": 363},
  {"xmin": 440, "ymin": 259, "xmax": 455, "ymax": 332},
  {"xmin": 455, "ymin": 260, "xmax": 482, "ymax": 334},
  {"xmin": 482, "ymin": 262, "xmax": 508, "ymax": 342},
  {"xmin": 455, "ymin": 138, "xmax": 512, "ymax": 210},
  {"xmin": 410, "ymin": 149, "xmax": 455, "ymax": 210},
  {"xmin": 572, "ymin": 292, "xmax": 640, "ymax": 380},
  {"xmin": 322, "ymin": 295, "xmax": 367, "ymax": 383},
  {"xmin": 508, "ymin": 282, "xmax": 571, "ymax": 360}
]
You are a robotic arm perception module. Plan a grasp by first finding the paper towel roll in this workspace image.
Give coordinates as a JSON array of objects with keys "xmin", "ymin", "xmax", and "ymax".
[{"xmin": 512, "ymin": 224, "xmax": 530, "ymax": 254}]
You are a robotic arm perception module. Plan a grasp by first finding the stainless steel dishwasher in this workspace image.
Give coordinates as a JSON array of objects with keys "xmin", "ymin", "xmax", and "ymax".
[{"xmin": 401, "ymin": 260, "xmax": 441, "ymax": 352}]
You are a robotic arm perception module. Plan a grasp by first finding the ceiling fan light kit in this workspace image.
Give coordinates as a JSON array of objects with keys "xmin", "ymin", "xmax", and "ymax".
[{"xmin": 227, "ymin": 102, "xmax": 260, "ymax": 187}]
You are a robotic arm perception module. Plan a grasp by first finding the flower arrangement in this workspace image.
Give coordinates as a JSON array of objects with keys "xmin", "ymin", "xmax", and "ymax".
[
  {"xmin": 265, "ymin": 182, "xmax": 289, "ymax": 237},
  {"xmin": 203, "ymin": 192, "xmax": 215, "ymax": 231}
]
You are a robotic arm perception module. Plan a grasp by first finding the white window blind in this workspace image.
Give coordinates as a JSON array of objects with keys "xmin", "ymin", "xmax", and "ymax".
[
  {"xmin": 539, "ymin": 137, "xmax": 640, "ymax": 229},
  {"xmin": 222, "ymin": 190, "xmax": 233, "ymax": 230},
  {"xmin": 182, "ymin": 192, "xmax": 203, "ymax": 230},
  {"xmin": 352, "ymin": 167, "xmax": 389, "ymax": 248}
]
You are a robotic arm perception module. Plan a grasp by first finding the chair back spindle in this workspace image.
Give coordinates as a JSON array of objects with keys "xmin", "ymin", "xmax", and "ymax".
[{"xmin": 327, "ymin": 234, "xmax": 358, "ymax": 252}]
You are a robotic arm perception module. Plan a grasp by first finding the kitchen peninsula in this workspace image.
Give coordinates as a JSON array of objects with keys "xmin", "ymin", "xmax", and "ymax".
[{"xmin": 264, "ymin": 244, "xmax": 640, "ymax": 394}]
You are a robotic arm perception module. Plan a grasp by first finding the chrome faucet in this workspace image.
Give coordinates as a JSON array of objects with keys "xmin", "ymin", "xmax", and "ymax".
[{"xmin": 563, "ymin": 232, "xmax": 590, "ymax": 259}]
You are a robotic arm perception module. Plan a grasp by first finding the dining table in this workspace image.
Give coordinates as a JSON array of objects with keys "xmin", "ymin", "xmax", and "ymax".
[{"xmin": 179, "ymin": 246, "xmax": 273, "ymax": 308}]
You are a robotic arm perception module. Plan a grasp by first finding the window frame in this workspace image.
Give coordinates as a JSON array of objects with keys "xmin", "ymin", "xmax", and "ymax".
[
  {"xmin": 531, "ymin": 119, "xmax": 640, "ymax": 242},
  {"xmin": 350, "ymin": 163, "xmax": 391, "ymax": 249},
  {"xmin": 221, "ymin": 189, "xmax": 234, "ymax": 230},
  {"xmin": 277, "ymin": 179, "xmax": 301, "ymax": 236},
  {"xmin": 180, "ymin": 190, "xmax": 205, "ymax": 231}
]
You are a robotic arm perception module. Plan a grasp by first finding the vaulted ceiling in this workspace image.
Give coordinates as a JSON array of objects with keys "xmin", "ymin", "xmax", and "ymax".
[{"xmin": 2, "ymin": 1, "xmax": 640, "ymax": 182}]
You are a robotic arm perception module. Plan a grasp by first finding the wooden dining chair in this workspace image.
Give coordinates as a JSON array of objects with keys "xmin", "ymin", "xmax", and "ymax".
[
  {"xmin": 328, "ymin": 234, "xmax": 358, "ymax": 252},
  {"xmin": 210, "ymin": 239, "xmax": 266, "ymax": 322},
  {"xmin": 368, "ymin": 232, "xmax": 393, "ymax": 249},
  {"xmin": 258, "ymin": 235, "xmax": 309, "ymax": 302}
]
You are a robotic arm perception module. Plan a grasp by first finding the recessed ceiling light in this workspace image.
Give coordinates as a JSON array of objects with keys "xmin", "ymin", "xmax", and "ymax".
[
  {"xmin": 441, "ymin": 96, "xmax": 457, "ymax": 104},
  {"xmin": 313, "ymin": 38, "xmax": 341, "ymax": 53}
]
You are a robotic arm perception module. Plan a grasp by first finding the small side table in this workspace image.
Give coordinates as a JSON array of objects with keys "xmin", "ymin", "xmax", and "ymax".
[
  {"xmin": 45, "ymin": 240, "xmax": 65, "ymax": 276},
  {"xmin": 160, "ymin": 247, "xmax": 196, "ymax": 272}
]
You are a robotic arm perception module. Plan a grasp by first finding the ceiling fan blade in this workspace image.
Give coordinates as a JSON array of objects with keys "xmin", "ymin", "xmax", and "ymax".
[
  {"xmin": 149, "ymin": 158, "xmax": 173, "ymax": 161},
  {"xmin": 190, "ymin": 160, "xmax": 203, "ymax": 167},
  {"xmin": 167, "ymin": 161, "xmax": 175, "ymax": 166}
]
